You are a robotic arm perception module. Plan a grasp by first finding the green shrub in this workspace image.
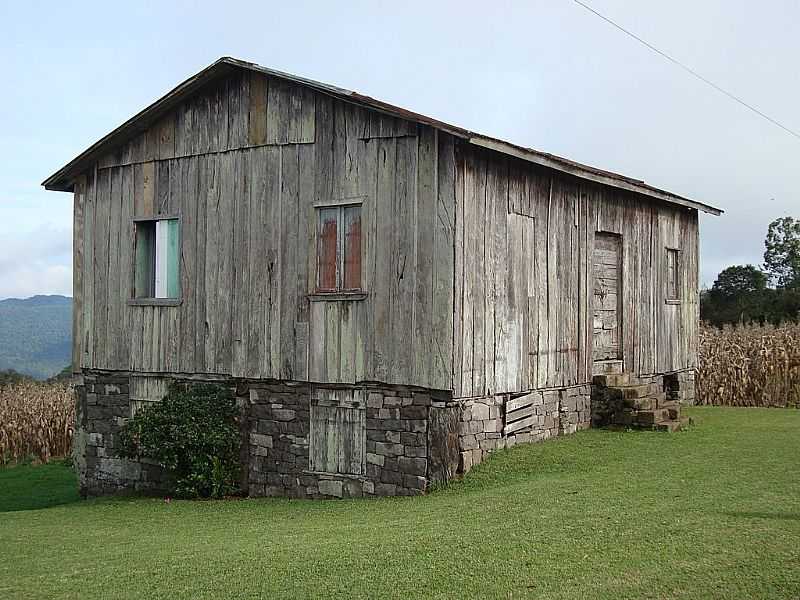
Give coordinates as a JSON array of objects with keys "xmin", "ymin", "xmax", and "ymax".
[{"xmin": 117, "ymin": 383, "xmax": 241, "ymax": 499}]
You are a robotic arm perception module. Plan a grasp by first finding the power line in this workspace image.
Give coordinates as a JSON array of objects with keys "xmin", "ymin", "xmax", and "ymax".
[{"xmin": 572, "ymin": 0, "xmax": 800, "ymax": 140}]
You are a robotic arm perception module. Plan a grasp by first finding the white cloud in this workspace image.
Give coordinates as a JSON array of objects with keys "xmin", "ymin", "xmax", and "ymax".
[{"xmin": 0, "ymin": 226, "xmax": 72, "ymax": 299}]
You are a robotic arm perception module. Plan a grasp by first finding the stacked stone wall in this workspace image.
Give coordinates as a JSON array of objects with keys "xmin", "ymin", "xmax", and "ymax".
[
  {"xmin": 74, "ymin": 372, "xmax": 171, "ymax": 496},
  {"xmin": 245, "ymin": 383, "xmax": 454, "ymax": 498},
  {"xmin": 665, "ymin": 369, "xmax": 696, "ymax": 405},
  {"xmin": 456, "ymin": 384, "xmax": 592, "ymax": 474}
]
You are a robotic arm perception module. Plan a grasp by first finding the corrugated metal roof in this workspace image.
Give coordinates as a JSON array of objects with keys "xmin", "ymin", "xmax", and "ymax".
[{"xmin": 42, "ymin": 56, "xmax": 722, "ymax": 215}]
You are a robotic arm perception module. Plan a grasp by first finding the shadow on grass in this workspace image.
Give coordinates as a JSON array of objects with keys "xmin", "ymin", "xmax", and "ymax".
[{"xmin": 0, "ymin": 459, "xmax": 81, "ymax": 512}]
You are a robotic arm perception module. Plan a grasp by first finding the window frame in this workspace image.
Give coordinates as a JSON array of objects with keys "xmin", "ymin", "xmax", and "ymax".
[
  {"xmin": 313, "ymin": 200, "xmax": 364, "ymax": 297},
  {"xmin": 129, "ymin": 214, "xmax": 182, "ymax": 306},
  {"xmin": 665, "ymin": 247, "xmax": 681, "ymax": 304}
]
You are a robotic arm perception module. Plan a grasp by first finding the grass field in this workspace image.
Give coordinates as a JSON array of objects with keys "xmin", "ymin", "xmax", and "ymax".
[{"xmin": 1, "ymin": 407, "xmax": 798, "ymax": 599}]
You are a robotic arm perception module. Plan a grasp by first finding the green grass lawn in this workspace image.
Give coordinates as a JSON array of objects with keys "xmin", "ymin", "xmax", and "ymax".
[{"xmin": 1, "ymin": 407, "xmax": 798, "ymax": 600}]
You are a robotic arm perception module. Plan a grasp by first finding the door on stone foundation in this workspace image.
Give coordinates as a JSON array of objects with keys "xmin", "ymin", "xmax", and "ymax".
[{"xmin": 592, "ymin": 232, "xmax": 622, "ymax": 362}]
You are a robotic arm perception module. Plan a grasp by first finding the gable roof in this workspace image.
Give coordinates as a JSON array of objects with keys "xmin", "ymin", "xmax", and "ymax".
[{"xmin": 42, "ymin": 56, "xmax": 722, "ymax": 215}]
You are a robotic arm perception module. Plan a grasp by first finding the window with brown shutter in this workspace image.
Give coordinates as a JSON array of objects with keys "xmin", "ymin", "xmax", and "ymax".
[{"xmin": 316, "ymin": 204, "xmax": 362, "ymax": 293}]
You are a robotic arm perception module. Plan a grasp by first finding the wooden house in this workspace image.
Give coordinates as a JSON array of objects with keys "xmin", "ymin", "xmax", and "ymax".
[{"xmin": 44, "ymin": 58, "xmax": 721, "ymax": 498}]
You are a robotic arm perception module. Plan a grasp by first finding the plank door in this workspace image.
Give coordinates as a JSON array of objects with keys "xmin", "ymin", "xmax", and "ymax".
[{"xmin": 592, "ymin": 233, "xmax": 622, "ymax": 361}]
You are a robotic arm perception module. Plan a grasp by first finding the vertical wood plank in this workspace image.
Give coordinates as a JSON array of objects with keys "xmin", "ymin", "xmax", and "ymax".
[
  {"xmin": 434, "ymin": 133, "xmax": 455, "ymax": 392},
  {"xmin": 72, "ymin": 177, "xmax": 85, "ymax": 372}
]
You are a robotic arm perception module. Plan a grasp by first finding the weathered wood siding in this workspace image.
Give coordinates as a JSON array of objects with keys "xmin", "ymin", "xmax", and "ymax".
[
  {"xmin": 72, "ymin": 73, "xmax": 455, "ymax": 390},
  {"xmin": 453, "ymin": 147, "xmax": 699, "ymax": 398}
]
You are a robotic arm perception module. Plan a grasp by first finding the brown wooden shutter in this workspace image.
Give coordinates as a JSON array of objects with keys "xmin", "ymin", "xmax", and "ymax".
[
  {"xmin": 309, "ymin": 388, "xmax": 366, "ymax": 475},
  {"xmin": 343, "ymin": 206, "xmax": 362, "ymax": 290},
  {"xmin": 318, "ymin": 208, "xmax": 338, "ymax": 291}
]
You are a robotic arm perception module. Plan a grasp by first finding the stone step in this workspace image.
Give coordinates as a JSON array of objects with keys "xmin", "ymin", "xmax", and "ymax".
[
  {"xmin": 594, "ymin": 360, "xmax": 624, "ymax": 375},
  {"xmin": 613, "ymin": 384, "xmax": 652, "ymax": 400},
  {"xmin": 634, "ymin": 408, "xmax": 671, "ymax": 425},
  {"xmin": 593, "ymin": 372, "xmax": 632, "ymax": 387},
  {"xmin": 656, "ymin": 400, "xmax": 681, "ymax": 420},
  {"xmin": 652, "ymin": 419, "xmax": 682, "ymax": 432},
  {"xmin": 623, "ymin": 396, "xmax": 657, "ymax": 411}
]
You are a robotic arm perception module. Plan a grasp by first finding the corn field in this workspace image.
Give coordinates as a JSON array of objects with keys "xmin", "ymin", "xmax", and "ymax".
[
  {"xmin": 0, "ymin": 381, "xmax": 75, "ymax": 465},
  {"xmin": 698, "ymin": 322, "xmax": 800, "ymax": 407}
]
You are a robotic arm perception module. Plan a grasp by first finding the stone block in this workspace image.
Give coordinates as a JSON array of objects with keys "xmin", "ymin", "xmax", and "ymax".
[
  {"xmin": 398, "ymin": 457, "xmax": 426, "ymax": 476},
  {"xmin": 400, "ymin": 405, "xmax": 427, "ymax": 420},
  {"xmin": 256, "ymin": 419, "xmax": 279, "ymax": 434},
  {"xmin": 367, "ymin": 393, "xmax": 384, "ymax": 409},
  {"xmin": 317, "ymin": 479, "xmax": 344, "ymax": 498},
  {"xmin": 404, "ymin": 445, "xmax": 426, "ymax": 458},
  {"xmin": 345, "ymin": 480, "xmax": 363, "ymax": 498},
  {"xmin": 386, "ymin": 430, "xmax": 401, "ymax": 444},
  {"xmin": 383, "ymin": 396, "xmax": 403, "ymax": 408},
  {"xmin": 374, "ymin": 483, "xmax": 397, "ymax": 496},
  {"xmin": 401, "ymin": 432, "xmax": 426, "ymax": 446},
  {"xmin": 366, "ymin": 452, "xmax": 385, "ymax": 466},
  {"xmin": 272, "ymin": 409, "xmax": 296, "ymax": 421},
  {"xmin": 250, "ymin": 433, "xmax": 273, "ymax": 448},
  {"xmin": 367, "ymin": 429, "xmax": 386, "ymax": 442},
  {"xmin": 460, "ymin": 434, "xmax": 478, "ymax": 450},
  {"xmin": 412, "ymin": 392, "xmax": 430, "ymax": 406},
  {"xmin": 471, "ymin": 448, "xmax": 483, "ymax": 465},
  {"xmin": 381, "ymin": 469, "xmax": 403, "ymax": 485},
  {"xmin": 483, "ymin": 419, "xmax": 500, "ymax": 433},
  {"xmin": 374, "ymin": 442, "xmax": 404, "ymax": 457},
  {"xmin": 472, "ymin": 403, "xmax": 490, "ymax": 421},
  {"xmin": 479, "ymin": 438, "xmax": 498, "ymax": 452},
  {"xmin": 403, "ymin": 474, "xmax": 426, "ymax": 491},
  {"xmin": 459, "ymin": 451, "xmax": 473, "ymax": 473},
  {"xmin": 404, "ymin": 419, "xmax": 427, "ymax": 433}
]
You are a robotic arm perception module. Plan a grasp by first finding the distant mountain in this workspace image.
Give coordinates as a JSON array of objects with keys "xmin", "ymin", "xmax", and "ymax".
[{"xmin": 0, "ymin": 295, "xmax": 72, "ymax": 379}]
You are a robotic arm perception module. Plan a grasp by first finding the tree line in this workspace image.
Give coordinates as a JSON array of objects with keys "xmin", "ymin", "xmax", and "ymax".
[{"xmin": 701, "ymin": 217, "xmax": 800, "ymax": 327}]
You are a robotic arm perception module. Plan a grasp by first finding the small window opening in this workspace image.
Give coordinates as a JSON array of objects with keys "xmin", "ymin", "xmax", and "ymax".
[
  {"xmin": 316, "ymin": 204, "xmax": 362, "ymax": 292},
  {"xmin": 134, "ymin": 219, "xmax": 180, "ymax": 299}
]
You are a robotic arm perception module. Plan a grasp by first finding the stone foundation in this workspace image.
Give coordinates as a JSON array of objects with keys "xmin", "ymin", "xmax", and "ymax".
[
  {"xmin": 456, "ymin": 384, "xmax": 592, "ymax": 474},
  {"xmin": 244, "ymin": 382, "xmax": 456, "ymax": 498},
  {"xmin": 74, "ymin": 369, "xmax": 693, "ymax": 497},
  {"xmin": 74, "ymin": 372, "xmax": 171, "ymax": 496},
  {"xmin": 74, "ymin": 371, "xmax": 459, "ymax": 499}
]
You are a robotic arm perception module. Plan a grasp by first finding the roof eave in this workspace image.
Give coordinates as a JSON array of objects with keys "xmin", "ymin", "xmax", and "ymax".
[
  {"xmin": 41, "ymin": 57, "xmax": 242, "ymax": 193},
  {"xmin": 469, "ymin": 137, "xmax": 722, "ymax": 216},
  {"xmin": 42, "ymin": 56, "xmax": 724, "ymax": 216}
]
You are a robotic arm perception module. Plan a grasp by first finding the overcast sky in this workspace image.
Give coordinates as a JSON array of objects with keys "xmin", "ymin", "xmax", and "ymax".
[{"xmin": 1, "ymin": 0, "xmax": 797, "ymax": 299}]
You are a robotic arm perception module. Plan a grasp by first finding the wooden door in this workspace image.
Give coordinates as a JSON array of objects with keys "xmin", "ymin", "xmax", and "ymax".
[{"xmin": 592, "ymin": 233, "xmax": 622, "ymax": 361}]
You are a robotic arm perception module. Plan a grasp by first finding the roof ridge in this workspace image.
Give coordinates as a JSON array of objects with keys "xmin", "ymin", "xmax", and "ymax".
[{"xmin": 42, "ymin": 56, "xmax": 722, "ymax": 216}]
